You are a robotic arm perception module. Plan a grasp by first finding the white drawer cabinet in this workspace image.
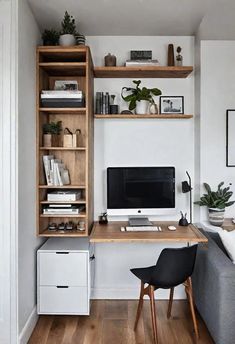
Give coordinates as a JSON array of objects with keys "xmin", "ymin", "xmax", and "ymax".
[{"xmin": 37, "ymin": 238, "xmax": 94, "ymax": 315}]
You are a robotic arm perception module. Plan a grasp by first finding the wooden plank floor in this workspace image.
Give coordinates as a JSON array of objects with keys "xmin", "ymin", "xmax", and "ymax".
[{"xmin": 29, "ymin": 300, "xmax": 214, "ymax": 344}]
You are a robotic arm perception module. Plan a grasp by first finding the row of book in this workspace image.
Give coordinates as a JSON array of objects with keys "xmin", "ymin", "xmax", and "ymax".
[
  {"xmin": 43, "ymin": 155, "xmax": 70, "ymax": 186},
  {"xmin": 95, "ymin": 92, "xmax": 110, "ymax": 114}
]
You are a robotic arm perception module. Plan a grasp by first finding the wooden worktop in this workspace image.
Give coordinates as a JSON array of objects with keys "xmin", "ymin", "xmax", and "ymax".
[{"xmin": 90, "ymin": 221, "xmax": 207, "ymax": 243}]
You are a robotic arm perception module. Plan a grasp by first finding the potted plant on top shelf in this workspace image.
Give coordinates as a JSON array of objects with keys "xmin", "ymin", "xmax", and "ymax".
[
  {"xmin": 43, "ymin": 121, "xmax": 62, "ymax": 147},
  {"xmin": 42, "ymin": 29, "xmax": 60, "ymax": 46},
  {"xmin": 121, "ymin": 80, "xmax": 162, "ymax": 114},
  {"xmin": 59, "ymin": 11, "xmax": 77, "ymax": 46},
  {"xmin": 194, "ymin": 182, "xmax": 235, "ymax": 226}
]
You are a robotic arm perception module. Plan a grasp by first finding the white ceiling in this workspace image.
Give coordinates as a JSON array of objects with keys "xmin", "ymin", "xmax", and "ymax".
[{"xmin": 27, "ymin": 0, "xmax": 225, "ymax": 36}]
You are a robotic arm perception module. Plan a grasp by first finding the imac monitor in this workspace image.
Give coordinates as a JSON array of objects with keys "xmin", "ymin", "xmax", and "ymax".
[{"xmin": 107, "ymin": 167, "xmax": 175, "ymax": 219}]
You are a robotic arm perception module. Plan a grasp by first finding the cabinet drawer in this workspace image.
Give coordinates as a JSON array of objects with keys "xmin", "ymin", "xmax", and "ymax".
[
  {"xmin": 39, "ymin": 252, "xmax": 87, "ymax": 286},
  {"xmin": 38, "ymin": 286, "xmax": 88, "ymax": 314}
]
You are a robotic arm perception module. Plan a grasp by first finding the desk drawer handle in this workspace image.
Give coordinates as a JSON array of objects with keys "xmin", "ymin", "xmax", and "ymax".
[
  {"xmin": 56, "ymin": 252, "xmax": 69, "ymax": 254},
  {"xmin": 56, "ymin": 286, "xmax": 69, "ymax": 288}
]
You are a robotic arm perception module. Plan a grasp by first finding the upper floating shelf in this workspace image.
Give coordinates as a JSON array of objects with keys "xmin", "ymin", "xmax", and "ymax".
[{"xmin": 93, "ymin": 66, "xmax": 193, "ymax": 78}]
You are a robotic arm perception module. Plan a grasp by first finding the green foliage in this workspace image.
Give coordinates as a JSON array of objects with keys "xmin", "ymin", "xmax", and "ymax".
[
  {"xmin": 61, "ymin": 11, "xmax": 76, "ymax": 35},
  {"xmin": 42, "ymin": 29, "xmax": 60, "ymax": 45},
  {"xmin": 43, "ymin": 121, "xmax": 62, "ymax": 135},
  {"xmin": 121, "ymin": 80, "xmax": 162, "ymax": 111},
  {"xmin": 194, "ymin": 182, "xmax": 235, "ymax": 209}
]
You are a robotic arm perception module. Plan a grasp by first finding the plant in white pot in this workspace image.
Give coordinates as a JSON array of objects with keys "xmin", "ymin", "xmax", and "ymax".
[
  {"xmin": 194, "ymin": 182, "xmax": 235, "ymax": 226},
  {"xmin": 59, "ymin": 11, "xmax": 76, "ymax": 46},
  {"xmin": 121, "ymin": 80, "xmax": 162, "ymax": 114}
]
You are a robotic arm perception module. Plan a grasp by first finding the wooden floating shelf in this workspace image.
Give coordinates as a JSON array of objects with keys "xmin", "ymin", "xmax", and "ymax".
[
  {"xmin": 40, "ymin": 200, "xmax": 86, "ymax": 204},
  {"xmin": 94, "ymin": 66, "xmax": 193, "ymax": 78},
  {"xmin": 38, "ymin": 185, "xmax": 86, "ymax": 189},
  {"xmin": 94, "ymin": 114, "xmax": 193, "ymax": 119},
  {"xmin": 38, "ymin": 229, "xmax": 87, "ymax": 237},
  {"xmin": 39, "ymin": 147, "xmax": 86, "ymax": 151},
  {"xmin": 40, "ymin": 212, "xmax": 86, "ymax": 218},
  {"xmin": 39, "ymin": 108, "xmax": 86, "ymax": 113}
]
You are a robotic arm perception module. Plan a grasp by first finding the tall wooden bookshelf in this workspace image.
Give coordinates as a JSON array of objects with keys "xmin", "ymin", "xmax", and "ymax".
[{"xmin": 36, "ymin": 46, "xmax": 94, "ymax": 237}]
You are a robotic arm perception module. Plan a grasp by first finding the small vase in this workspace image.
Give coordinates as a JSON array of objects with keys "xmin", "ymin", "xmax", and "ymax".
[
  {"xmin": 208, "ymin": 207, "xmax": 225, "ymax": 226},
  {"xmin": 135, "ymin": 100, "xmax": 149, "ymax": 115},
  {"xmin": 59, "ymin": 34, "xmax": 76, "ymax": 47},
  {"xmin": 43, "ymin": 134, "xmax": 52, "ymax": 147},
  {"xmin": 149, "ymin": 103, "xmax": 158, "ymax": 114}
]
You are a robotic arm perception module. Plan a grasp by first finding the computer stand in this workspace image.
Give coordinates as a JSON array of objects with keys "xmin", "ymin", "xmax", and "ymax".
[{"xmin": 128, "ymin": 217, "xmax": 153, "ymax": 226}]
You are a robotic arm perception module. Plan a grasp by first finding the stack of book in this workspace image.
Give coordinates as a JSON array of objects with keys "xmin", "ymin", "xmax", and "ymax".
[
  {"xmin": 47, "ymin": 190, "xmax": 81, "ymax": 201},
  {"xmin": 41, "ymin": 80, "xmax": 85, "ymax": 108},
  {"xmin": 43, "ymin": 155, "xmax": 70, "ymax": 186},
  {"xmin": 95, "ymin": 92, "xmax": 110, "ymax": 114},
  {"xmin": 43, "ymin": 204, "xmax": 85, "ymax": 215},
  {"xmin": 125, "ymin": 50, "xmax": 159, "ymax": 67}
]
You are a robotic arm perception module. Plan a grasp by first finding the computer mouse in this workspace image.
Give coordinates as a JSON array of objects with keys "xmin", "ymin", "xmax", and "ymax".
[{"xmin": 168, "ymin": 225, "xmax": 176, "ymax": 231}]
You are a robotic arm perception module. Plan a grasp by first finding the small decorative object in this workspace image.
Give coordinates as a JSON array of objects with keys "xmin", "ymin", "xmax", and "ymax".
[
  {"xmin": 59, "ymin": 11, "xmax": 76, "ymax": 46},
  {"xmin": 43, "ymin": 121, "xmax": 62, "ymax": 147},
  {"xmin": 179, "ymin": 211, "xmax": 189, "ymax": 226},
  {"xmin": 48, "ymin": 223, "xmax": 57, "ymax": 231},
  {"xmin": 194, "ymin": 182, "xmax": 235, "ymax": 226},
  {"xmin": 176, "ymin": 46, "xmax": 183, "ymax": 66},
  {"xmin": 77, "ymin": 221, "xmax": 85, "ymax": 231},
  {"xmin": 58, "ymin": 222, "xmax": 66, "ymax": 231},
  {"xmin": 104, "ymin": 53, "xmax": 117, "ymax": 66},
  {"xmin": 160, "ymin": 96, "xmax": 184, "ymax": 114},
  {"xmin": 42, "ymin": 29, "xmax": 59, "ymax": 46},
  {"xmin": 226, "ymin": 110, "xmax": 235, "ymax": 166},
  {"xmin": 65, "ymin": 221, "xmax": 74, "ymax": 230},
  {"xmin": 63, "ymin": 127, "xmax": 73, "ymax": 148},
  {"xmin": 149, "ymin": 103, "xmax": 158, "ymax": 114},
  {"xmin": 75, "ymin": 33, "xmax": 86, "ymax": 45},
  {"xmin": 99, "ymin": 212, "xmax": 108, "ymax": 224},
  {"xmin": 130, "ymin": 50, "xmax": 152, "ymax": 60},
  {"xmin": 121, "ymin": 110, "xmax": 133, "ymax": 114},
  {"xmin": 121, "ymin": 80, "xmax": 162, "ymax": 115},
  {"xmin": 110, "ymin": 105, "xmax": 119, "ymax": 114},
  {"xmin": 182, "ymin": 171, "xmax": 192, "ymax": 223},
  {"xmin": 168, "ymin": 44, "xmax": 175, "ymax": 66},
  {"xmin": 72, "ymin": 129, "xmax": 81, "ymax": 147}
]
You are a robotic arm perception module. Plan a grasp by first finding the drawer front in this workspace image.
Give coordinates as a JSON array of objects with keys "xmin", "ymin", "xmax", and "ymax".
[
  {"xmin": 39, "ymin": 286, "xmax": 88, "ymax": 314},
  {"xmin": 39, "ymin": 252, "xmax": 87, "ymax": 286}
]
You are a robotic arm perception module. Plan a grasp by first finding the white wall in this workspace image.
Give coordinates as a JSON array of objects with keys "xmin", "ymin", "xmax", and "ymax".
[
  {"xmin": 87, "ymin": 36, "xmax": 195, "ymax": 298},
  {"xmin": 200, "ymin": 41, "xmax": 235, "ymax": 220},
  {"xmin": 18, "ymin": 0, "xmax": 44, "ymax": 340}
]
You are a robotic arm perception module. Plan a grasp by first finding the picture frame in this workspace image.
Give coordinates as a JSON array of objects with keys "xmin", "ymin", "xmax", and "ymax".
[
  {"xmin": 160, "ymin": 96, "xmax": 184, "ymax": 114},
  {"xmin": 226, "ymin": 109, "xmax": 235, "ymax": 167}
]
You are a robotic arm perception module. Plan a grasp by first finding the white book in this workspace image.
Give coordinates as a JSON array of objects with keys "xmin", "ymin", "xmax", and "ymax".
[
  {"xmin": 43, "ymin": 208, "xmax": 79, "ymax": 215},
  {"xmin": 47, "ymin": 191, "xmax": 81, "ymax": 201},
  {"xmin": 48, "ymin": 204, "xmax": 72, "ymax": 208},
  {"xmin": 43, "ymin": 155, "xmax": 54, "ymax": 185},
  {"xmin": 55, "ymin": 163, "xmax": 63, "ymax": 186},
  {"xmin": 41, "ymin": 93, "xmax": 83, "ymax": 99}
]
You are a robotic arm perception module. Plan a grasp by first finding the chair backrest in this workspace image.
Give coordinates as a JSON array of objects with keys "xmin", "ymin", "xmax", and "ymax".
[{"xmin": 150, "ymin": 245, "xmax": 198, "ymax": 288}]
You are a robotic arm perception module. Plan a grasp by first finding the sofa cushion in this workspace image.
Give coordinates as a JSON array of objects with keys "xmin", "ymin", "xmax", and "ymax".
[{"xmin": 207, "ymin": 231, "xmax": 230, "ymax": 258}]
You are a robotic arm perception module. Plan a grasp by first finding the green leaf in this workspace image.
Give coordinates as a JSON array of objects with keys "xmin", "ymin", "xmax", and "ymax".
[
  {"xmin": 150, "ymin": 88, "xmax": 162, "ymax": 96},
  {"xmin": 129, "ymin": 99, "xmax": 136, "ymax": 110}
]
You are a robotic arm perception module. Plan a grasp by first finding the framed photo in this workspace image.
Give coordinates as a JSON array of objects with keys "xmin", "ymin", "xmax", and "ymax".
[
  {"xmin": 160, "ymin": 96, "xmax": 184, "ymax": 114},
  {"xmin": 226, "ymin": 109, "xmax": 235, "ymax": 166}
]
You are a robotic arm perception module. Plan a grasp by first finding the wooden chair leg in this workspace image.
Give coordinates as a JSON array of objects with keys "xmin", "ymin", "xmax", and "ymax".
[
  {"xmin": 149, "ymin": 285, "xmax": 158, "ymax": 344},
  {"xmin": 134, "ymin": 281, "xmax": 144, "ymax": 330},
  {"xmin": 167, "ymin": 287, "xmax": 174, "ymax": 319},
  {"xmin": 185, "ymin": 277, "xmax": 199, "ymax": 340}
]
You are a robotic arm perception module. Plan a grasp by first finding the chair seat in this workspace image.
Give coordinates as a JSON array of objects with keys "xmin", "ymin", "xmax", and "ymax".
[{"xmin": 131, "ymin": 266, "xmax": 156, "ymax": 284}]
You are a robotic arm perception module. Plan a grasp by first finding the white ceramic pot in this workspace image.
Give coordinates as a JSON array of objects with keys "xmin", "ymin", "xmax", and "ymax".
[
  {"xmin": 208, "ymin": 207, "xmax": 225, "ymax": 226},
  {"xmin": 135, "ymin": 100, "xmax": 149, "ymax": 114},
  {"xmin": 59, "ymin": 34, "xmax": 76, "ymax": 47}
]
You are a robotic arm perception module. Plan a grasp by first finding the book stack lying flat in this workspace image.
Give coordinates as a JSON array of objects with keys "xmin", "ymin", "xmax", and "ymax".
[
  {"xmin": 43, "ymin": 155, "xmax": 70, "ymax": 186},
  {"xmin": 47, "ymin": 191, "xmax": 81, "ymax": 201},
  {"xmin": 43, "ymin": 204, "xmax": 84, "ymax": 215},
  {"xmin": 41, "ymin": 80, "xmax": 85, "ymax": 108},
  {"xmin": 125, "ymin": 59, "xmax": 160, "ymax": 66}
]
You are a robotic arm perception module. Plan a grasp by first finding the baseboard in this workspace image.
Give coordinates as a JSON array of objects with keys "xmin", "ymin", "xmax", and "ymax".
[
  {"xmin": 91, "ymin": 286, "xmax": 186, "ymax": 300},
  {"xmin": 19, "ymin": 306, "xmax": 38, "ymax": 344}
]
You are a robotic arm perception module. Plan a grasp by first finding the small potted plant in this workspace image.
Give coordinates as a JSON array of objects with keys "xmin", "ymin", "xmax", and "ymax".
[
  {"xmin": 43, "ymin": 121, "xmax": 62, "ymax": 147},
  {"xmin": 194, "ymin": 182, "xmax": 235, "ymax": 226},
  {"xmin": 42, "ymin": 29, "xmax": 60, "ymax": 46},
  {"xmin": 121, "ymin": 80, "xmax": 162, "ymax": 114},
  {"xmin": 59, "ymin": 11, "xmax": 76, "ymax": 46}
]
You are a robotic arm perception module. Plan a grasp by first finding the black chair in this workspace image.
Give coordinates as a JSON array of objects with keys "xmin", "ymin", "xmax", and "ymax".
[{"xmin": 131, "ymin": 245, "xmax": 198, "ymax": 344}]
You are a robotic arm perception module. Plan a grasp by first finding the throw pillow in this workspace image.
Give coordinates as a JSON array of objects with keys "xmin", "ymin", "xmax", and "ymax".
[{"xmin": 219, "ymin": 230, "xmax": 235, "ymax": 264}]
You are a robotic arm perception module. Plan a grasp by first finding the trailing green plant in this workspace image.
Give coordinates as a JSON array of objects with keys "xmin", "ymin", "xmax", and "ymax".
[
  {"xmin": 61, "ymin": 11, "xmax": 76, "ymax": 35},
  {"xmin": 194, "ymin": 182, "xmax": 235, "ymax": 209},
  {"xmin": 121, "ymin": 80, "xmax": 162, "ymax": 111},
  {"xmin": 43, "ymin": 121, "xmax": 62, "ymax": 135},
  {"xmin": 42, "ymin": 29, "xmax": 60, "ymax": 45}
]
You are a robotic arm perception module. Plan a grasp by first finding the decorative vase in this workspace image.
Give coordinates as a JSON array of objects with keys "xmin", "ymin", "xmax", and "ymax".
[
  {"xmin": 208, "ymin": 207, "xmax": 225, "ymax": 226},
  {"xmin": 75, "ymin": 34, "xmax": 86, "ymax": 45},
  {"xmin": 149, "ymin": 103, "xmax": 158, "ymax": 114},
  {"xmin": 135, "ymin": 100, "xmax": 149, "ymax": 115},
  {"xmin": 59, "ymin": 34, "xmax": 76, "ymax": 46},
  {"xmin": 104, "ymin": 53, "xmax": 117, "ymax": 66}
]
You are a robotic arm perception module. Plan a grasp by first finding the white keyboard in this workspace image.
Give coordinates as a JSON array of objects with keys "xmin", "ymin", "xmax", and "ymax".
[{"xmin": 125, "ymin": 226, "xmax": 160, "ymax": 232}]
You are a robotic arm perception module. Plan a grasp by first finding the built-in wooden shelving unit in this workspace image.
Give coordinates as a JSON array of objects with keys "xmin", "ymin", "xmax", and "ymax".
[
  {"xmin": 94, "ymin": 114, "xmax": 193, "ymax": 119},
  {"xmin": 36, "ymin": 46, "xmax": 94, "ymax": 237},
  {"xmin": 94, "ymin": 66, "xmax": 193, "ymax": 79}
]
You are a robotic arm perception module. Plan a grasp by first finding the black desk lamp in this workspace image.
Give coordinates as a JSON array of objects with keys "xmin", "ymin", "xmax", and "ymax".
[{"xmin": 182, "ymin": 171, "xmax": 192, "ymax": 224}]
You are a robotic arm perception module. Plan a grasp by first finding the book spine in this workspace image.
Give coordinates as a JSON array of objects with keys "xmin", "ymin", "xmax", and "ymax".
[
  {"xmin": 96, "ymin": 92, "xmax": 101, "ymax": 113},
  {"xmin": 105, "ymin": 92, "xmax": 109, "ymax": 114},
  {"xmin": 102, "ymin": 92, "xmax": 106, "ymax": 114}
]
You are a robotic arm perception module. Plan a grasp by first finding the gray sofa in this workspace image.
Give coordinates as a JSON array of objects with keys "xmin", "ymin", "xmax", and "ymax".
[{"xmin": 192, "ymin": 229, "xmax": 235, "ymax": 344}]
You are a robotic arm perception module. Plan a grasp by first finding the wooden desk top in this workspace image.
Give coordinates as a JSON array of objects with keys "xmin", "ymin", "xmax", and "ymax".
[{"xmin": 90, "ymin": 221, "xmax": 208, "ymax": 243}]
